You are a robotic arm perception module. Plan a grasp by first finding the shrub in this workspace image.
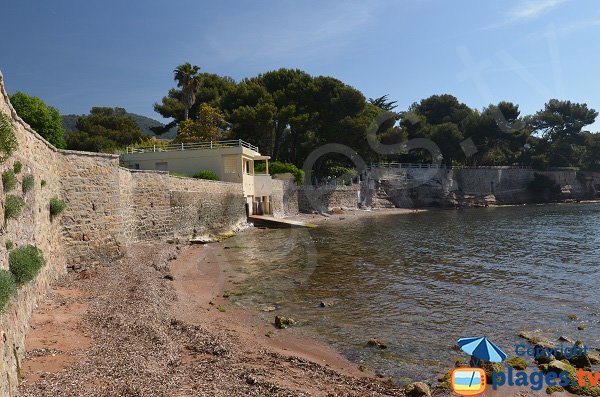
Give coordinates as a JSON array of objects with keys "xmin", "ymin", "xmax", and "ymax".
[
  {"xmin": 192, "ymin": 170, "xmax": 219, "ymax": 181},
  {"xmin": 49, "ymin": 197, "xmax": 66, "ymax": 218},
  {"xmin": 4, "ymin": 195, "xmax": 25, "ymax": 219},
  {"xmin": 255, "ymin": 161, "xmax": 304, "ymax": 184},
  {"xmin": 0, "ymin": 112, "xmax": 17, "ymax": 164},
  {"xmin": 9, "ymin": 245, "xmax": 45, "ymax": 285},
  {"xmin": 22, "ymin": 174, "xmax": 34, "ymax": 193},
  {"xmin": 41, "ymin": 179, "xmax": 47, "ymax": 187},
  {"xmin": 2, "ymin": 169, "xmax": 16, "ymax": 191},
  {"xmin": 5, "ymin": 240, "xmax": 13, "ymax": 250},
  {"xmin": 13, "ymin": 161, "xmax": 22, "ymax": 174},
  {"xmin": 0, "ymin": 270, "xmax": 17, "ymax": 312},
  {"xmin": 528, "ymin": 173, "xmax": 561, "ymax": 200}
]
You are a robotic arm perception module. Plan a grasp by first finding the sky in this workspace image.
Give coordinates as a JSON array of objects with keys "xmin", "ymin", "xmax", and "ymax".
[{"xmin": 1, "ymin": 0, "xmax": 599, "ymax": 130}]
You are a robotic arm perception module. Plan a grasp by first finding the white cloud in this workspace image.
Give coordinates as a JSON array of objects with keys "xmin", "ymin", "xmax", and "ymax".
[
  {"xmin": 202, "ymin": 2, "xmax": 380, "ymax": 64},
  {"xmin": 484, "ymin": 0, "xmax": 570, "ymax": 29}
]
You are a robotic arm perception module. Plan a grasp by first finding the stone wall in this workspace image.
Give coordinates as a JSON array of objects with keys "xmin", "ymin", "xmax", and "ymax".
[
  {"xmin": 168, "ymin": 176, "xmax": 246, "ymax": 238},
  {"xmin": 298, "ymin": 184, "xmax": 360, "ymax": 212},
  {"xmin": 0, "ymin": 72, "xmax": 67, "ymax": 397},
  {"xmin": 271, "ymin": 179, "xmax": 299, "ymax": 217},
  {"xmin": 0, "ymin": 72, "xmax": 249, "ymax": 396}
]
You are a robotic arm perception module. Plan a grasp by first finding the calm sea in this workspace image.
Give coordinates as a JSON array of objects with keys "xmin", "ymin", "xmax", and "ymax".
[{"xmin": 222, "ymin": 203, "xmax": 600, "ymax": 383}]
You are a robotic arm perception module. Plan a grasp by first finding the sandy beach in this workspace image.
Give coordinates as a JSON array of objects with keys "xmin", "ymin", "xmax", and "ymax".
[{"xmin": 17, "ymin": 237, "xmax": 407, "ymax": 396}]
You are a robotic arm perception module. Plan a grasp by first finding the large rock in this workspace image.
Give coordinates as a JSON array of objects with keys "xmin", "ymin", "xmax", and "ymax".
[
  {"xmin": 404, "ymin": 382, "xmax": 431, "ymax": 397},
  {"xmin": 547, "ymin": 360, "xmax": 576, "ymax": 375}
]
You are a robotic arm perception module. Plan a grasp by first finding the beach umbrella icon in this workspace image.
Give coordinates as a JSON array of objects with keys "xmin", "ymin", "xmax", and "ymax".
[{"xmin": 458, "ymin": 336, "xmax": 507, "ymax": 364}]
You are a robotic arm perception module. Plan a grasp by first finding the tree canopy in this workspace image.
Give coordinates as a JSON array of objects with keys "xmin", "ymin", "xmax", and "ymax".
[
  {"xmin": 66, "ymin": 107, "xmax": 144, "ymax": 153},
  {"xmin": 10, "ymin": 91, "xmax": 66, "ymax": 148}
]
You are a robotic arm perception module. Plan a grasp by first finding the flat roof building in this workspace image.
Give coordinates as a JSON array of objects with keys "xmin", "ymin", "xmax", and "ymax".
[{"xmin": 121, "ymin": 140, "xmax": 273, "ymax": 215}]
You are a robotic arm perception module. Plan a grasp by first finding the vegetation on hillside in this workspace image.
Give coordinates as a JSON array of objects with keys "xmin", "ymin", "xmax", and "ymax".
[
  {"xmin": 65, "ymin": 107, "xmax": 144, "ymax": 152},
  {"xmin": 10, "ymin": 92, "xmax": 67, "ymax": 148},
  {"xmin": 63, "ymin": 112, "xmax": 177, "ymax": 139}
]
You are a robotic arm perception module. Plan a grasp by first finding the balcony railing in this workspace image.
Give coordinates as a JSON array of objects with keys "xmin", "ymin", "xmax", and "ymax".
[{"xmin": 124, "ymin": 139, "xmax": 258, "ymax": 154}]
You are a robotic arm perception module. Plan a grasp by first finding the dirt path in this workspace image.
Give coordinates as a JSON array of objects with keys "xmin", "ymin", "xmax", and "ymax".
[{"xmin": 18, "ymin": 243, "xmax": 405, "ymax": 397}]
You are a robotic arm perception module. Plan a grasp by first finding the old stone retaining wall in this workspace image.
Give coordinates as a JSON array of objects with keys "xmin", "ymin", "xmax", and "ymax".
[{"xmin": 0, "ymin": 72, "xmax": 247, "ymax": 396}]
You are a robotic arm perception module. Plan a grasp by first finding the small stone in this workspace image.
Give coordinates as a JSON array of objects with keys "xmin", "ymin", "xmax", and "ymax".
[
  {"xmin": 163, "ymin": 274, "xmax": 174, "ymax": 281},
  {"xmin": 261, "ymin": 306, "xmax": 276, "ymax": 312},
  {"xmin": 404, "ymin": 381, "xmax": 431, "ymax": 397},
  {"xmin": 577, "ymin": 325, "xmax": 585, "ymax": 330},
  {"xmin": 558, "ymin": 336, "xmax": 573, "ymax": 343},
  {"xmin": 319, "ymin": 300, "xmax": 334, "ymax": 308}
]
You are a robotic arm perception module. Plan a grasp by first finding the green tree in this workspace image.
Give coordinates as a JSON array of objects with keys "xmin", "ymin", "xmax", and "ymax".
[
  {"xmin": 527, "ymin": 99, "xmax": 597, "ymax": 167},
  {"xmin": 10, "ymin": 92, "xmax": 66, "ymax": 148},
  {"xmin": 153, "ymin": 72, "xmax": 236, "ymax": 134},
  {"xmin": 368, "ymin": 94, "xmax": 398, "ymax": 111},
  {"xmin": 174, "ymin": 103, "xmax": 226, "ymax": 142},
  {"xmin": 173, "ymin": 63, "xmax": 201, "ymax": 121},
  {"xmin": 66, "ymin": 107, "xmax": 143, "ymax": 152}
]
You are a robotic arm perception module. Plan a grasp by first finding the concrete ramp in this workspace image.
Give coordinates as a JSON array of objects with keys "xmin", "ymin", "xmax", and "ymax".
[{"xmin": 248, "ymin": 215, "xmax": 315, "ymax": 228}]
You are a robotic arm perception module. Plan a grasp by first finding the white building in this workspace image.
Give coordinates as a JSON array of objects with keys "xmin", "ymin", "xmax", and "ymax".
[{"xmin": 121, "ymin": 140, "xmax": 273, "ymax": 215}]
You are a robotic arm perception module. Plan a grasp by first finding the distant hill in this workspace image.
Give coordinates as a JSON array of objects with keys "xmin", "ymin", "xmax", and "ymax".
[{"xmin": 62, "ymin": 112, "xmax": 177, "ymax": 139}]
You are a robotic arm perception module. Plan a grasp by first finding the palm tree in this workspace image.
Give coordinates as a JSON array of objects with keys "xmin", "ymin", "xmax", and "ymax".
[
  {"xmin": 368, "ymin": 95, "xmax": 398, "ymax": 111},
  {"xmin": 173, "ymin": 63, "xmax": 201, "ymax": 120}
]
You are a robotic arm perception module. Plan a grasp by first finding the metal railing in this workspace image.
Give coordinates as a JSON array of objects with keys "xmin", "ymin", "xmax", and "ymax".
[
  {"xmin": 369, "ymin": 162, "xmax": 447, "ymax": 169},
  {"xmin": 124, "ymin": 139, "xmax": 258, "ymax": 154}
]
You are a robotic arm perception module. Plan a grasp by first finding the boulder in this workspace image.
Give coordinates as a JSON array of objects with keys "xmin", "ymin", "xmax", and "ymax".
[
  {"xmin": 547, "ymin": 359, "xmax": 576, "ymax": 375},
  {"xmin": 404, "ymin": 382, "xmax": 431, "ymax": 397},
  {"xmin": 274, "ymin": 316, "xmax": 295, "ymax": 329}
]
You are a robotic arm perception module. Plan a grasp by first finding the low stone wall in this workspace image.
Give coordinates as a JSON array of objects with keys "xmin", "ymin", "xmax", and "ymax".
[
  {"xmin": 169, "ymin": 176, "xmax": 246, "ymax": 238},
  {"xmin": 298, "ymin": 184, "xmax": 360, "ymax": 212}
]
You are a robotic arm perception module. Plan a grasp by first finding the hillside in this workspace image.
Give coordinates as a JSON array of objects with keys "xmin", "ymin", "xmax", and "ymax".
[{"xmin": 62, "ymin": 112, "xmax": 177, "ymax": 139}]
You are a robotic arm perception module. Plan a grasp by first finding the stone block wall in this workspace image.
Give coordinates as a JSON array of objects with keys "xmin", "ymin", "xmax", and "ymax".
[
  {"xmin": 0, "ymin": 72, "xmax": 67, "ymax": 397},
  {"xmin": 169, "ymin": 176, "xmax": 246, "ymax": 238},
  {"xmin": 271, "ymin": 180, "xmax": 299, "ymax": 217},
  {"xmin": 298, "ymin": 184, "xmax": 360, "ymax": 212},
  {"xmin": 0, "ymin": 72, "xmax": 250, "ymax": 396}
]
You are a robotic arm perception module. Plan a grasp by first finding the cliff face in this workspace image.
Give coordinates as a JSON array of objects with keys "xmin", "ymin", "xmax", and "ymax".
[{"xmin": 364, "ymin": 167, "xmax": 600, "ymax": 209}]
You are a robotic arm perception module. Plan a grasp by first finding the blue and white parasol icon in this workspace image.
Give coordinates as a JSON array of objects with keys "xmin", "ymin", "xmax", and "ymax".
[{"xmin": 458, "ymin": 336, "xmax": 507, "ymax": 364}]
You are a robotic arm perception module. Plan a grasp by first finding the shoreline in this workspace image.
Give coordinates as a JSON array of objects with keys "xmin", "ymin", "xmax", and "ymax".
[
  {"xmin": 17, "ymin": 204, "xmax": 597, "ymax": 396},
  {"xmin": 18, "ymin": 243, "xmax": 404, "ymax": 396}
]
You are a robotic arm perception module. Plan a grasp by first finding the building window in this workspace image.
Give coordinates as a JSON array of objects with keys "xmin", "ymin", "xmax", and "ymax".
[
  {"xmin": 224, "ymin": 156, "xmax": 237, "ymax": 173},
  {"xmin": 134, "ymin": 163, "xmax": 140, "ymax": 170},
  {"xmin": 155, "ymin": 162, "xmax": 168, "ymax": 171}
]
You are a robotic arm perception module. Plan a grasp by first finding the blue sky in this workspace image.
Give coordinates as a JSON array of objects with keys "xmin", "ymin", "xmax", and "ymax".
[{"xmin": 1, "ymin": 0, "xmax": 599, "ymax": 130}]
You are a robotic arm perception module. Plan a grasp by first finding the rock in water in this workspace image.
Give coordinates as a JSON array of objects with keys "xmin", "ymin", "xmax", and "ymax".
[
  {"xmin": 367, "ymin": 338, "xmax": 387, "ymax": 349},
  {"xmin": 404, "ymin": 382, "xmax": 431, "ymax": 397}
]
